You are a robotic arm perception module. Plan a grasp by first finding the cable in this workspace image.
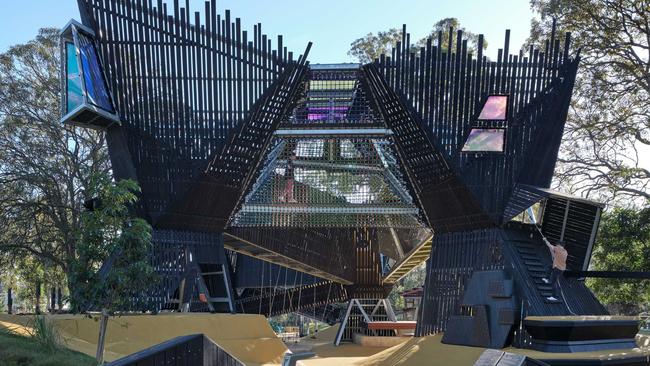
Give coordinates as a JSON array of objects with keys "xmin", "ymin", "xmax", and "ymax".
[{"xmin": 530, "ymin": 222, "xmax": 578, "ymax": 316}]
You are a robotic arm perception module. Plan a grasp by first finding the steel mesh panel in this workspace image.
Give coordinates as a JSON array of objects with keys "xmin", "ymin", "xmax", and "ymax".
[
  {"xmin": 284, "ymin": 65, "xmax": 383, "ymax": 127},
  {"xmin": 230, "ymin": 137, "xmax": 424, "ymax": 228}
]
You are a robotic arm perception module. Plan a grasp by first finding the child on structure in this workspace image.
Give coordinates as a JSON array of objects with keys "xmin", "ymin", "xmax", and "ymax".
[
  {"xmin": 542, "ymin": 239, "xmax": 567, "ymax": 302},
  {"xmin": 280, "ymin": 152, "xmax": 297, "ymax": 203}
]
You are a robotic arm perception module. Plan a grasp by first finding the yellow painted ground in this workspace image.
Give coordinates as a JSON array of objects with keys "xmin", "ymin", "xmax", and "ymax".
[
  {"xmin": 1, "ymin": 314, "xmax": 649, "ymax": 366},
  {"xmin": 0, "ymin": 313, "xmax": 288, "ymax": 365},
  {"xmin": 297, "ymin": 324, "xmax": 401, "ymax": 366},
  {"xmin": 0, "ymin": 319, "xmax": 33, "ymax": 336},
  {"xmin": 354, "ymin": 334, "xmax": 485, "ymax": 366}
]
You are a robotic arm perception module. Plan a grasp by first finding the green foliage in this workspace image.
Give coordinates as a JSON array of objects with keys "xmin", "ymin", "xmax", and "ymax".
[
  {"xmin": 348, "ymin": 18, "xmax": 487, "ymax": 64},
  {"xmin": 28, "ymin": 316, "xmax": 62, "ymax": 352},
  {"xmin": 348, "ymin": 28, "xmax": 403, "ymax": 64},
  {"xmin": 587, "ymin": 206, "xmax": 650, "ymax": 311},
  {"xmin": 0, "ymin": 28, "xmax": 110, "ymax": 310},
  {"xmin": 68, "ymin": 173, "xmax": 155, "ymax": 313},
  {"xmin": 527, "ymin": 0, "xmax": 649, "ymax": 204},
  {"xmin": 388, "ymin": 263, "xmax": 426, "ymax": 312},
  {"xmin": 418, "ymin": 18, "xmax": 487, "ymax": 54},
  {"xmin": 0, "ymin": 329, "xmax": 94, "ymax": 366}
]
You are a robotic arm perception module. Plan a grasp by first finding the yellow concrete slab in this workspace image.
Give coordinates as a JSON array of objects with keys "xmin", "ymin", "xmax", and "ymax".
[
  {"xmin": 354, "ymin": 333, "xmax": 485, "ymax": 366},
  {"xmin": 2, "ymin": 314, "xmax": 648, "ymax": 366},
  {"xmin": 303, "ymin": 343, "xmax": 390, "ymax": 366},
  {"xmin": 0, "ymin": 313, "xmax": 288, "ymax": 365},
  {"xmin": 354, "ymin": 332, "xmax": 650, "ymax": 366}
]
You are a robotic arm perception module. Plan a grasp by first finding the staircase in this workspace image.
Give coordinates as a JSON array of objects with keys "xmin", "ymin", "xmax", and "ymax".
[
  {"xmin": 501, "ymin": 223, "xmax": 607, "ymax": 316},
  {"xmin": 509, "ymin": 238, "xmax": 558, "ymax": 302}
]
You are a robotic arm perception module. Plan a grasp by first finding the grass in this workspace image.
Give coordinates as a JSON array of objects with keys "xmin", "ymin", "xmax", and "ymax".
[
  {"xmin": 0, "ymin": 326, "xmax": 95, "ymax": 366},
  {"xmin": 29, "ymin": 315, "xmax": 64, "ymax": 352}
]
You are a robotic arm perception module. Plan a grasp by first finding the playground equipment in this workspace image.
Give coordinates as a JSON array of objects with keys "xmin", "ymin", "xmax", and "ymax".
[{"xmin": 54, "ymin": 1, "xmax": 650, "ymax": 364}]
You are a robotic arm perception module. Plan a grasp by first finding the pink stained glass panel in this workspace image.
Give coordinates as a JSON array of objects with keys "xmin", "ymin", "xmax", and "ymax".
[
  {"xmin": 461, "ymin": 128, "xmax": 505, "ymax": 152},
  {"xmin": 478, "ymin": 95, "xmax": 508, "ymax": 120}
]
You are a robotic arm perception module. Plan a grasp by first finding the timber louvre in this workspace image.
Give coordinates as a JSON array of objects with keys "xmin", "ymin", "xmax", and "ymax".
[{"xmin": 67, "ymin": 0, "xmax": 615, "ymax": 349}]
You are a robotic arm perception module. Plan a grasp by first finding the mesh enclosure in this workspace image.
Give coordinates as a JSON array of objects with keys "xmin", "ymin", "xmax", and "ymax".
[
  {"xmin": 283, "ymin": 64, "xmax": 383, "ymax": 127},
  {"xmin": 230, "ymin": 136, "xmax": 423, "ymax": 228}
]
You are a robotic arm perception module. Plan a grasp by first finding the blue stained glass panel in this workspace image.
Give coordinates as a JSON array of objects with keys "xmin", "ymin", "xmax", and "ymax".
[
  {"xmin": 77, "ymin": 32, "xmax": 114, "ymax": 113},
  {"xmin": 66, "ymin": 42, "xmax": 83, "ymax": 113},
  {"xmin": 461, "ymin": 128, "xmax": 505, "ymax": 152}
]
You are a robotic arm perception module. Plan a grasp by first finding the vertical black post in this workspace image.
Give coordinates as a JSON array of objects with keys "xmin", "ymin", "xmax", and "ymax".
[
  {"xmin": 50, "ymin": 287, "xmax": 56, "ymax": 312},
  {"xmin": 7, "ymin": 288, "xmax": 12, "ymax": 314},
  {"xmin": 57, "ymin": 287, "xmax": 63, "ymax": 310},
  {"xmin": 35, "ymin": 281, "xmax": 41, "ymax": 315}
]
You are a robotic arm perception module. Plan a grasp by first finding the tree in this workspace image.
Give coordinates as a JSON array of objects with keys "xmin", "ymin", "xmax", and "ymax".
[
  {"xmin": 348, "ymin": 18, "xmax": 487, "ymax": 64},
  {"xmin": 528, "ymin": 0, "xmax": 650, "ymax": 204},
  {"xmin": 587, "ymin": 206, "xmax": 650, "ymax": 314},
  {"xmin": 67, "ymin": 173, "xmax": 155, "ymax": 364},
  {"xmin": 0, "ymin": 29, "xmax": 110, "ymax": 296},
  {"xmin": 349, "ymin": 28, "xmax": 403, "ymax": 64},
  {"xmin": 68, "ymin": 173, "xmax": 155, "ymax": 313},
  {"xmin": 388, "ymin": 263, "xmax": 426, "ymax": 312}
]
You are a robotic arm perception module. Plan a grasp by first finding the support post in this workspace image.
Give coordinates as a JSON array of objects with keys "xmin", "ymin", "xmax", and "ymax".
[
  {"xmin": 7, "ymin": 288, "xmax": 12, "ymax": 314},
  {"xmin": 50, "ymin": 287, "xmax": 56, "ymax": 312},
  {"xmin": 35, "ymin": 281, "xmax": 41, "ymax": 315},
  {"xmin": 57, "ymin": 287, "xmax": 63, "ymax": 310},
  {"xmin": 96, "ymin": 309, "xmax": 109, "ymax": 365},
  {"xmin": 334, "ymin": 300, "xmax": 355, "ymax": 346},
  {"xmin": 334, "ymin": 298, "xmax": 395, "ymax": 345}
]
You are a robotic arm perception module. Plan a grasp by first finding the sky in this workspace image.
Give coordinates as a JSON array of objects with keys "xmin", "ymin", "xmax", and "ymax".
[
  {"xmin": 1, "ymin": 1, "xmax": 647, "ymax": 194},
  {"xmin": 0, "ymin": 0, "xmax": 534, "ymax": 63}
]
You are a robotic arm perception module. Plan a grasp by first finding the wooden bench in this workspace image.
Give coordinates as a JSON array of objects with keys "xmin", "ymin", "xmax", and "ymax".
[{"xmin": 366, "ymin": 321, "xmax": 417, "ymax": 331}]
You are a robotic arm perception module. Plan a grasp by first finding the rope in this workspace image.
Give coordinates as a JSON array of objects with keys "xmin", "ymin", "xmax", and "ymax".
[
  {"xmin": 297, "ymin": 272, "xmax": 304, "ymax": 312},
  {"xmin": 528, "ymin": 217, "xmax": 578, "ymax": 316},
  {"xmin": 322, "ymin": 281, "xmax": 333, "ymax": 321},
  {"xmin": 282, "ymin": 266, "xmax": 288, "ymax": 313},
  {"xmin": 269, "ymin": 263, "xmax": 282, "ymax": 316},
  {"xmin": 558, "ymin": 279, "xmax": 578, "ymax": 316},
  {"xmin": 258, "ymin": 260, "xmax": 264, "ymax": 315}
]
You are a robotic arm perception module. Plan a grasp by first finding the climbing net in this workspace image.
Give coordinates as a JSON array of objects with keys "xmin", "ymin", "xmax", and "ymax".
[{"xmin": 230, "ymin": 136, "xmax": 424, "ymax": 228}]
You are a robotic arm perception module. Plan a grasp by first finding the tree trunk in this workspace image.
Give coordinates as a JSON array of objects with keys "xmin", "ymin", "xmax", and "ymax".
[
  {"xmin": 51, "ymin": 288, "xmax": 54, "ymax": 311},
  {"xmin": 35, "ymin": 281, "xmax": 41, "ymax": 315},
  {"xmin": 96, "ymin": 309, "xmax": 109, "ymax": 365},
  {"xmin": 7, "ymin": 288, "xmax": 12, "ymax": 314},
  {"xmin": 57, "ymin": 287, "xmax": 63, "ymax": 310}
]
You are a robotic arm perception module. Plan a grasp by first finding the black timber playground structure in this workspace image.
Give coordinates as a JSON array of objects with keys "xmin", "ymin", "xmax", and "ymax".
[{"xmin": 58, "ymin": 0, "xmax": 650, "ymax": 364}]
